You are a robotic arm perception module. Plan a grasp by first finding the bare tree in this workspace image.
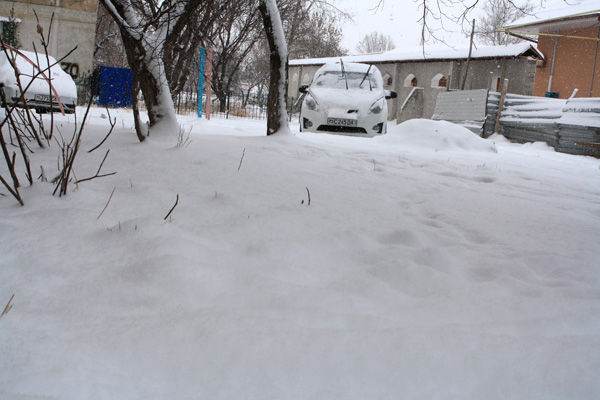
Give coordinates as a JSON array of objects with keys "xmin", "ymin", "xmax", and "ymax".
[
  {"xmin": 94, "ymin": 3, "xmax": 128, "ymax": 68},
  {"xmin": 237, "ymin": 0, "xmax": 346, "ymax": 109},
  {"xmin": 355, "ymin": 32, "xmax": 395, "ymax": 54},
  {"xmin": 209, "ymin": 0, "xmax": 263, "ymax": 113},
  {"xmin": 475, "ymin": 0, "xmax": 534, "ymax": 45},
  {"xmin": 287, "ymin": 8, "xmax": 347, "ymax": 59},
  {"xmin": 259, "ymin": 0, "xmax": 289, "ymax": 135},
  {"xmin": 381, "ymin": 0, "xmax": 542, "ymax": 44},
  {"xmin": 100, "ymin": 0, "xmax": 221, "ymax": 141}
]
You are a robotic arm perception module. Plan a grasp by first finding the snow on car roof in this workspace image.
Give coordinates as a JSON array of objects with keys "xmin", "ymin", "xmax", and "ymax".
[
  {"xmin": 0, "ymin": 48, "xmax": 77, "ymax": 99},
  {"xmin": 0, "ymin": 48, "xmax": 59, "ymax": 71}
]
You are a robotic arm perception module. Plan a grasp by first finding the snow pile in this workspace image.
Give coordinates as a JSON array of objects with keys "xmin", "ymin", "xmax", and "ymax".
[
  {"xmin": 1, "ymin": 110, "xmax": 599, "ymax": 399},
  {"xmin": 380, "ymin": 119, "xmax": 498, "ymax": 153}
]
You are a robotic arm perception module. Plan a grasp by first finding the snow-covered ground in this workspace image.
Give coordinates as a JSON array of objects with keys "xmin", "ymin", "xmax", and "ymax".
[{"xmin": 1, "ymin": 108, "xmax": 599, "ymax": 399}]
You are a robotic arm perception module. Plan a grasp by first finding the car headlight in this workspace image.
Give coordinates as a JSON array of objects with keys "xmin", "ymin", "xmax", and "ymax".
[
  {"xmin": 305, "ymin": 95, "xmax": 318, "ymax": 111},
  {"xmin": 370, "ymin": 98, "xmax": 384, "ymax": 114}
]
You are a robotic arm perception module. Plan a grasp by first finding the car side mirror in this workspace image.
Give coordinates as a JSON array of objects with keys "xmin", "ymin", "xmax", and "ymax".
[
  {"xmin": 299, "ymin": 85, "xmax": 309, "ymax": 94},
  {"xmin": 385, "ymin": 90, "xmax": 398, "ymax": 99}
]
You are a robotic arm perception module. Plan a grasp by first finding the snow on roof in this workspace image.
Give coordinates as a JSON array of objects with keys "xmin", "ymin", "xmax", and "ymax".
[
  {"xmin": 506, "ymin": 0, "xmax": 600, "ymax": 29},
  {"xmin": 290, "ymin": 43, "xmax": 542, "ymax": 66}
]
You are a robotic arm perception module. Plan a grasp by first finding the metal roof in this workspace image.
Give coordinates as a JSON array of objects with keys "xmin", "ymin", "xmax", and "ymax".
[
  {"xmin": 502, "ymin": 0, "xmax": 600, "ymax": 38},
  {"xmin": 290, "ymin": 43, "xmax": 544, "ymax": 67}
]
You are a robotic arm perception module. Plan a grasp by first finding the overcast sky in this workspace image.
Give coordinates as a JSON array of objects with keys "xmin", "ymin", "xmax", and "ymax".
[
  {"xmin": 336, "ymin": 0, "xmax": 471, "ymax": 53},
  {"xmin": 335, "ymin": 0, "xmax": 598, "ymax": 54}
]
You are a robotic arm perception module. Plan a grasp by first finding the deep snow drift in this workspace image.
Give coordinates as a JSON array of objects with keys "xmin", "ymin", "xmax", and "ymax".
[{"xmin": 1, "ymin": 109, "xmax": 599, "ymax": 399}]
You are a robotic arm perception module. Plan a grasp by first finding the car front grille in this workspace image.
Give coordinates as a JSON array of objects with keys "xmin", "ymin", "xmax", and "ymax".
[{"xmin": 317, "ymin": 125, "xmax": 368, "ymax": 134}]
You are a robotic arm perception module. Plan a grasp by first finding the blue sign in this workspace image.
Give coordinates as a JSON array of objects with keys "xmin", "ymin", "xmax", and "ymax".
[{"xmin": 96, "ymin": 66, "xmax": 134, "ymax": 108}]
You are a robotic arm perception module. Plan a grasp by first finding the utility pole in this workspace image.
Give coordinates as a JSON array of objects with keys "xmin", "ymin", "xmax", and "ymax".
[{"xmin": 461, "ymin": 19, "xmax": 475, "ymax": 90}]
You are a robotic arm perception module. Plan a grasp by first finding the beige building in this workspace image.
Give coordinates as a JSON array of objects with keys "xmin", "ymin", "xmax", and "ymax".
[{"xmin": 0, "ymin": 0, "xmax": 99, "ymax": 83}]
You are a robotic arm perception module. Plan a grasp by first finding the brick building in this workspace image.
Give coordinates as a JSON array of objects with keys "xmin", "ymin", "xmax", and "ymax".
[{"xmin": 502, "ymin": 0, "xmax": 600, "ymax": 98}]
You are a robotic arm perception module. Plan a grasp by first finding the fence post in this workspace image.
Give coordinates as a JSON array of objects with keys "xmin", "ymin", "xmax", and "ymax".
[
  {"xmin": 206, "ymin": 48, "xmax": 212, "ymax": 120},
  {"xmin": 198, "ymin": 48, "xmax": 205, "ymax": 118},
  {"xmin": 494, "ymin": 78, "xmax": 509, "ymax": 134},
  {"xmin": 226, "ymin": 92, "xmax": 231, "ymax": 119}
]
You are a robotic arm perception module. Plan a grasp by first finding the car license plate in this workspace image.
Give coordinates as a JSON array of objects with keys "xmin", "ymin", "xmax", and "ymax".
[
  {"xmin": 34, "ymin": 94, "xmax": 55, "ymax": 102},
  {"xmin": 327, "ymin": 118, "xmax": 357, "ymax": 127}
]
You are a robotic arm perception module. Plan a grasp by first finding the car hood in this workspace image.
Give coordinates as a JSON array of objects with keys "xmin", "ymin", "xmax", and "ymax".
[{"xmin": 308, "ymin": 87, "xmax": 384, "ymax": 115}]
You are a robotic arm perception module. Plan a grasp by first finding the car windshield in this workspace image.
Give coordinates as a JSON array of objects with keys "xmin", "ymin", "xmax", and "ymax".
[{"xmin": 313, "ymin": 71, "xmax": 378, "ymax": 90}]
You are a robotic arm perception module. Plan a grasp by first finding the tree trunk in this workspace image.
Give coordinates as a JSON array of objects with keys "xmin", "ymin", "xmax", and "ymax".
[
  {"xmin": 118, "ymin": 30, "xmax": 177, "ymax": 139},
  {"xmin": 131, "ymin": 75, "xmax": 146, "ymax": 142},
  {"xmin": 100, "ymin": 0, "xmax": 200, "ymax": 141},
  {"xmin": 259, "ymin": 0, "xmax": 289, "ymax": 135}
]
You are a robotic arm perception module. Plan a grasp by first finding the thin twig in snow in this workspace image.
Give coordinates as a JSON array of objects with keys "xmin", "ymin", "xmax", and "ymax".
[
  {"xmin": 238, "ymin": 148, "xmax": 246, "ymax": 171},
  {"xmin": 1, "ymin": 294, "xmax": 15, "ymax": 319},
  {"xmin": 75, "ymin": 149, "xmax": 116, "ymax": 184},
  {"xmin": 164, "ymin": 194, "xmax": 179, "ymax": 220},
  {"xmin": 88, "ymin": 108, "xmax": 116, "ymax": 153},
  {"xmin": 97, "ymin": 187, "xmax": 116, "ymax": 220}
]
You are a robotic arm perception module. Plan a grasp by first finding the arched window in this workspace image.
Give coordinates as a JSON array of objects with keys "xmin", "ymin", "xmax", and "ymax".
[
  {"xmin": 404, "ymin": 73, "xmax": 417, "ymax": 87},
  {"xmin": 431, "ymin": 73, "xmax": 447, "ymax": 88},
  {"xmin": 291, "ymin": 72, "xmax": 299, "ymax": 86},
  {"xmin": 382, "ymin": 73, "xmax": 392, "ymax": 87},
  {"xmin": 302, "ymin": 73, "xmax": 311, "ymax": 85}
]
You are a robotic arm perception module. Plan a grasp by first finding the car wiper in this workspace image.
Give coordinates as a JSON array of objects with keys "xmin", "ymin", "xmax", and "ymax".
[
  {"xmin": 340, "ymin": 58, "xmax": 348, "ymax": 90},
  {"xmin": 360, "ymin": 64, "xmax": 373, "ymax": 91}
]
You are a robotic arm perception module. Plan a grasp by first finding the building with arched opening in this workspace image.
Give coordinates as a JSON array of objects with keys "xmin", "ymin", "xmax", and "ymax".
[{"xmin": 289, "ymin": 43, "xmax": 543, "ymax": 123}]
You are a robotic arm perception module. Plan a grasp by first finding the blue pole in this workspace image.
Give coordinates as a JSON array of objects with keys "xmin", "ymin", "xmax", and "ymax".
[{"xmin": 198, "ymin": 48, "xmax": 205, "ymax": 118}]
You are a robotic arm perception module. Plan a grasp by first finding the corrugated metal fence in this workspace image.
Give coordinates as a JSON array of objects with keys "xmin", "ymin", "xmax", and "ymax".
[{"xmin": 432, "ymin": 90, "xmax": 600, "ymax": 158}]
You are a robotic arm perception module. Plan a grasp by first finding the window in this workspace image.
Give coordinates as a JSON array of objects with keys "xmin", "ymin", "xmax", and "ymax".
[
  {"xmin": 431, "ymin": 73, "xmax": 447, "ymax": 88},
  {"xmin": 382, "ymin": 73, "xmax": 393, "ymax": 87},
  {"xmin": 403, "ymin": 73, "xmax": 417, "ymax": 87}
]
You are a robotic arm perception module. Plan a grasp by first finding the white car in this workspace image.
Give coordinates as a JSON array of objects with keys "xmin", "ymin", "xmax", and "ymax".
[
  {"xmin": 299, "ymin": 62, "xmax": 396, "ymax": 136},
  {"xmin": 0, "ymin": 49, "xmax": 77, "ymax": 114}
]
